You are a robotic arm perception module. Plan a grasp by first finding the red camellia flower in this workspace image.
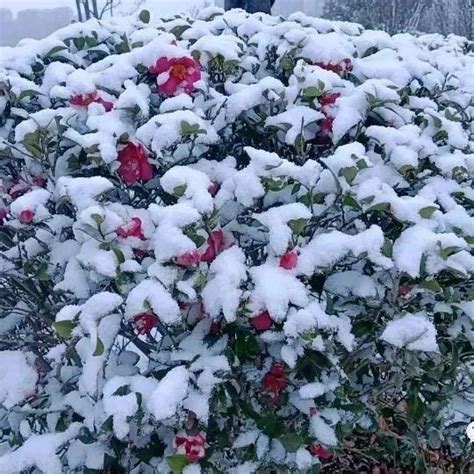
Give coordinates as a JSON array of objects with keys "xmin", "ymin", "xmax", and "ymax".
[
  {"xmin": 262, "ymin": 362, "xmax": 288, "ymax": 403},
  {"xmin": 315, "ymin": 58, "xmax": 353, "ymax": 75},
  {"xmin": 32, "ymin": 175, "xmax": 47, "ymax": 188},
  {"xmin": 309, "ymin": 444, "xmax": 334, "ymax": 460},
  {"xmin": 174, "ymin": 432, "xmax": 207, "ymax": 463},
  {"xmin": 207, "ymin": 181, "xmax": 220, "ymax": 197},
  {"xmin": 315, "ymin": 115, "xmax": 334, "ymax": 145},
  {"xmin": 279, "ymin": 251, "xmax": 298, "ymax": 270},
  {"xmin": 116, "ymin": 217, "xmax": 146, "ymax": 240},
  {"xmin": 319, "ymin": 92, "xmax": 341, "ymax": 107},
  {"xmin": 19, "ymin": 209, "xmax": 34, "ymax": 224},
  {"xmin": 176, "ymin": 250, "xmax": 201, "ymax": 267},
  {"xmin": 70, "ymin": 91, "xmax": 114, "ymax": 111},
  {"xmin": 250, "ymin": 310, "xmax": 273, "ymax": 332},
  {"xmin": 0, "ymin": 206, "xmax": 8, "ymax": 224},
  {"xmin": 117, "ymin": 142, "xmax": 154, "ymax": 185},
  {"xmin": 200, "ymin": 229, "xmax": 226, "ymax": 263},
  {"xmin": 8, "ymin": 179, "xmax": 30, "ymax": 200},
  {"xmin": 133, "ymin": 312, "xmax": 159, "ymax": 334},
  {"xmin": 149, "ymin": 56, "xmax": 201, "ymax": 96}
]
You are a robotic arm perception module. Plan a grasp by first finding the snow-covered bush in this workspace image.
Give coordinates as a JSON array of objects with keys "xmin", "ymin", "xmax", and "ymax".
[{"xmin": 0, "ymin": 7, "xmax": 473, "ymax": 473}]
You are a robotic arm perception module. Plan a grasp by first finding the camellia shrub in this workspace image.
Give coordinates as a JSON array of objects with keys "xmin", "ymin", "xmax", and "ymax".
[{"xmin": 0, "ymin": 6, "xmax": 473, "ymax": 473}]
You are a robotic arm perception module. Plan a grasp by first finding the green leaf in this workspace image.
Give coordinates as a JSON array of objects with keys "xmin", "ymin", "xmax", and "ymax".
[
  {"xmin": 173, "ymin": 184, "xmax": 187, "ymax": 197},
  {"xmin": 418, "ymin": 279, "xmax": 442, "ymax": 293},
  {"xmin": 407, "ymin": 392, "xmax": 425, "ymax": 421},
  {"xmin": 22, "ymin": 130, "xmax": 42, "ymax": 159},
  {"xmin": 93, "ymin": 337, "xmax": 105, "ymax": 357},
  {"xmin": 113, "ymin": 248, "xmax": 125, "ymax": 265},
  {"xmin": 180, "ymin": 120, "xmax": 204, "ymax": 137},
  {"xmin": 73, "ymin": 37, "xmax": 86, "ymax": 51},
  {"xmin": 53, "ymin": 320, "xmax": 77, "ymax": 339},
  {"xmin": 340, "ymin": 166, "xmax": 358, "ymax": 183},
  {"xmin": 170, "ymin": 24, "xmax": 191, "ymax": 39},
  {"xmin": 45, "ymin": 45, "xmax": 68, "ymax": 57},
  {"xmin": 418, "ymin": 206, "xmax": 437, "ymax": 219},
  {"xmin": 438, "ymin": 245, "xmax": 462, "ymax": 261},
  {"xmin": 366, "ymin": 202, "xmax": 390, "ymax": 213},
  {"xmin": 288, "ymin": 218, "xmax": 307, "ymax": 236},
  {"xmin": 279, "ymin": 433, "xmax": 304, "ymax": 453},
  {"xmin": 91, "ymin": 213, "xmax": 105, "ymax": 226},
  {"xmin": 262, "ymin": 177, "xmax": 286, "ymax": 192},
  {"xmin": 194, "ymin": 272, "xmax": 208, "ymax": 291},
  {"xmin": 166, "ymin": 454, "xmax": 188, "ymax": 474},
  {"xmin": 342, "ymin": 194, "xmax": 360, "ymax": 209},
  {"xmin": 17, "ymin": 89, "xmax": 41, "ymax": 102},
  {"xmin": 362, "ymin": 46, "xmax": 379, "ymax": 58},
  {"xmin": 382, "ymin": 239, "xmax": 393, "ymax": 258},
  {"xmin": 138, "ymin": 9, "xmax": 150, "ymax": 23},
  {"xmin": 234, "ymin": 330, "xmax": 259, "ymax": 360},
  {"xmin": 302, "ymin": 84, "xmax": 324, "ymax": 100}
]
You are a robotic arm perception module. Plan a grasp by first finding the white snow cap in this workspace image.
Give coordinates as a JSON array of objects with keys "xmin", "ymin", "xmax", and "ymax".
[{"xmin": 381, "ymin": 313, "xmax": 439, "ymax": 352}]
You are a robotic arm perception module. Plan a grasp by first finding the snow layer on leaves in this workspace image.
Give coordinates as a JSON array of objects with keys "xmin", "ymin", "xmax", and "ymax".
[
  {"xmin": 0, "ymin": 351, "xmax": 38, "ymax": 409},
  {"xmin": 298, "ymin": 226, "xmax": 392, "ymax": 275},
  {"xmin": 381, "ymin": 313, "xmax": 439, "ymax": 352},
  {"xmin": 0, "ymin": 4, "xmax": 473, "ymax": 472},
  {"xmin": 147, "ymin": 366, "xmax": 189, "ymax": 420},
  {"xmin": 124, "ymin": 279, "xmax": 180, "ymax": 324},
  {"xmin": 202, "ymin": 247, "xmax": 247, "ymax": 322},
  {"xmin": 0, "ymin": 424, "xmax": 81, "ymax": 474},
  {"xmin": 250, "ymin": 264, "xmax": 308, "ymax": 321}
]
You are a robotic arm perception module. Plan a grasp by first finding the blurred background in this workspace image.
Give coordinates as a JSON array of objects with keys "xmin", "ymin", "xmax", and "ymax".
[{"xmin": 0, "ymin": 0, "xmax": 472, "ymax": 47}]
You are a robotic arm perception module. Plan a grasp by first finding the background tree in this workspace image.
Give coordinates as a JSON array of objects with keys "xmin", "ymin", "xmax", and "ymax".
[{"xmin": 324, "ymin": 0, "xmax": 473, "ymax": 38}]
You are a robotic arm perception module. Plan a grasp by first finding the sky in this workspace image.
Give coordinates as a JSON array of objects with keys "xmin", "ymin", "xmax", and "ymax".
[{"xmin": 0, "ymin": 0, "xmax": 211, "ymax": 16}]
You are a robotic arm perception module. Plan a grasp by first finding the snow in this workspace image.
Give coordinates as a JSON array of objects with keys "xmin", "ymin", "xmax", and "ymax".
[
  {"xmin": 202, "ymin": 247, "xmax": 247, "ymax": 322},
  {"xmin": 0, "ymin": 351, "xmax": 38, "ymax": 409},
  {"xmin": 254, "ymin": 203, "xmax": 311, "ymax": 255},
  {"xmin": 298, "ymin": 225, "xmax": 392, "ymax": 275},
  {"xmin": 124, "ymin": 279, "xmax": 180, "ymax": 325},
  {"xmin": 311, "ymin": 414, "xmax": 338, "ymax": 446},
  {"xmin": 381, "ymin": 313, "xmax": 439, "ymax": 352},
  {"xmin": 265, "ymin": 105, "xmax": 324, "ymax": 145},
  {"xmin": 0, "ymin": 423, "xmax": 81, "ymax": 474},
  {"xmin": 148, "ymin": 366, "xmax": 190, "ymax": 420},
  {"xmin": 250, "ymin": 263, "xmax": 308, "ymax": 321},
  {"xmin": 0, "ymin": 4, "xmax": 473, "ymax": 471}
]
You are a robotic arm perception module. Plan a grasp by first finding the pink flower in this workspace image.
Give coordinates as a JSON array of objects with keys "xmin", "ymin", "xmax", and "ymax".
[
  {"xmin": 250, "ymin": 310, "xmax": 273, "ymax": 332},
  {"xmin": 279, "ymin": 251, "xmax": 298, "ymax": 270},
  {"xmin": 319, "ymin": 92, "xmax": 340, "ymax": 107},
  {"xmin": 116, "ymin": 217, "xmax": 146, "ymax": 240},
  {"xmin": 70, "ymin": 91, "xmax": 114, "ymax": 111},
  {"xmin": 200, "ymin": 229, "xmax": 226, "ymax": 263},
  {"xmin": 19, "ymin": 209, "xmax": 34, "ymax": 224},
  {"xmin": 133, "ymin": 312, "xmax": 159, "ymax": 334},
  {"xmin": 175, "ymin": 250, "xmax": 201, "ymax": 267},
  {"xmin": 149, "ymin": 57, "xmax": 201, "ymax": 96},
  {"xmin": 117, "ymin": 142, "xmax": 154, "ymax": 185},
  {"xmin": 173, "ymin": 432, "xmax": 207, "ymax": 463},
  {"xmin": 309, "ymin": 444, "xmax": 333, "ymax": 460}
]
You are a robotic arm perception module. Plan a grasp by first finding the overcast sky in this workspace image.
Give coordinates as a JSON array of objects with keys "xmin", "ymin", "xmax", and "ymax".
[
  {"xmin": 0, "ymin": 0, "xmax": 211, "ymax": 15},
  {"xmin": 1, "ymin": 0, "xmax": 76, "ymax": 14}
]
